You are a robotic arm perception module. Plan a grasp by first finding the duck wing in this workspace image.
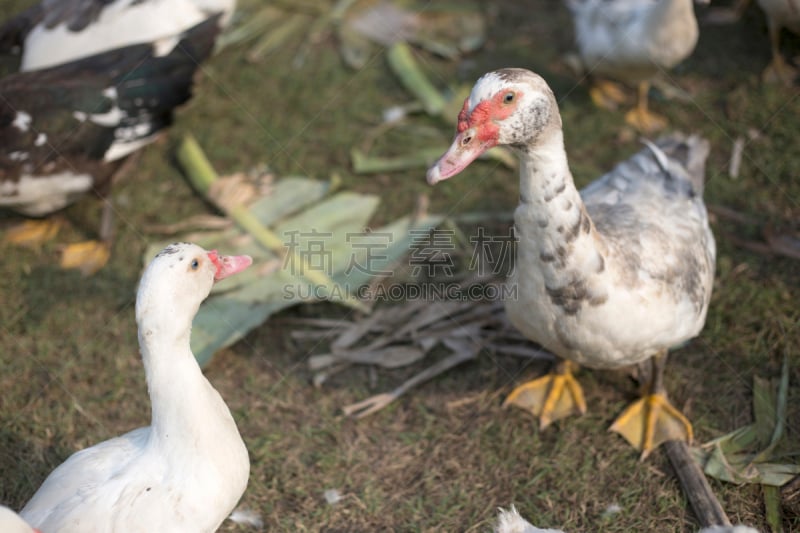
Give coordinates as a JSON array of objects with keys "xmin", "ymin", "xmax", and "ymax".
[
  {"xmin": 580, "ymin": 134, "xmax": 716, "ymax": 316},
  {"xmin": 20, "ymin": 427, "xmax": 149, "ymax": 528}
]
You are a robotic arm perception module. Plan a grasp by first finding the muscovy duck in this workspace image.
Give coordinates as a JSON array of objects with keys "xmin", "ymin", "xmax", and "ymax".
[
  {"xmin": 427, "ymin": 68, "xmax": 715, "ymax": 459},
  {"xmin": 21, "ymin": 243, "xmax": 252, "ymax": 532},
  {"xmin": 565, "ymin": 0, "xmax": 705, "ymax": 132},
  {"xmin": 0, "ymin": 13, "xmax": 223, "ymax": 274}
]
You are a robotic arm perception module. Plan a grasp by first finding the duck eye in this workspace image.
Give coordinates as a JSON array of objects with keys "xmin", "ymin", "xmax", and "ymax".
[
  {"xmin": 503, "ymin": 92, "xmax": 515, "ymax": 103},
  {"xmin": 191, "ymin": 258, "xmax": 199, "ymax": 270}
]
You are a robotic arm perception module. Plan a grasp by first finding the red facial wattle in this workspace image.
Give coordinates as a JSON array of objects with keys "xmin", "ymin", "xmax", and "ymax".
[{"xmin": 427, "ymin": 90, "xmax": 518, "ymax": 185}]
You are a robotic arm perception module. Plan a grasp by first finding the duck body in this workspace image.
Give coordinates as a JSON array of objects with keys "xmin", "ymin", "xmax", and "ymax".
[
  {"xmin": 0, "ymin": 0, "xmax": 231, "ymax": 274},
  {"xmin": 0, "ymin": 17, "xmax": 218, "ymax": 217},
  {"xmin": 427, "ymin": 68, "xmax": 715, "ymax": 456},
  {"xmin": 756, "ymin": 0, "xmax": 800, "ymax": 33},
  {"xmin": 566, "ymin": 0, "xmax": 702, "ymax": 131},
  {"xmin": 21, "ymin": 243, "xmax": 252, "ymax": 533},
  {"xmin": 0, "ymin": 0, "xmax": 235, "ymax": 71},
  {"xmin": 506, "ymin": 133, "xmax": 714, "ymax": 370},
  {"xmin": 567, "ymin": 0, "xmax": 700, "ymax": 83}
]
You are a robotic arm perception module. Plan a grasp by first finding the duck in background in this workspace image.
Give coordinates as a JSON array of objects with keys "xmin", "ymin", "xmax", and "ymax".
[
  {"xmin": 0, "ymin": 0, "xmax": 234, "ymax": 71},
  {"xmin": 0, "ymin": 0, "xmax": 234, "ymax": 275},
  {"xmin": 755, "ymin": 0, "xmax": 800, "ymax": 83},
  {"xmin": 565, "ymin": 0, "xmax": 707, "ymax": 132},
  {"xmin": 20, "ymin": 243, "xmax": 252, "ymax": 532},
  {"xmin": 427, "ymin": 69, "xmax": 715, "ymax": 459},
  {"xmin": 704, "ymin": 0, "xmax": 799, "ymax": 84}
]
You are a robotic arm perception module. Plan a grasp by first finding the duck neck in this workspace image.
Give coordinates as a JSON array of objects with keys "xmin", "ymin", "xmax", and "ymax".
[
  {"xmin": 517, "ymin": 128, "xmax": 584, "ymax": 234},
  {"xmin": 514, "ymin": 128, "xmax": 603, "ymax": 287},
  {"xmin": 138, "ymin": 313, "xmax": 225, "ymax": 446}
]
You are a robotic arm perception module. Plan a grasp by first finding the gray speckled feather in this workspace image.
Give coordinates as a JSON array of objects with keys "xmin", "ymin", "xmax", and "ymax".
[{"xmin": 581, "ymin": 135, "xmax": 715, "ymax": 314}]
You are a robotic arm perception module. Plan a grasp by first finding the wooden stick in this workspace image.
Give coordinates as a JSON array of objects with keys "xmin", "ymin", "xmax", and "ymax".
[{"xmin": 664, "ymin": 440, "xmax": 731, "ymax": 528}]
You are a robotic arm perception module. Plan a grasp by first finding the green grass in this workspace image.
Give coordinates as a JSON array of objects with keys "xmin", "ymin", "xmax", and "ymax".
[{"xmin": 1, "ymin": 0, "xmax": 799, "ymax": 531}]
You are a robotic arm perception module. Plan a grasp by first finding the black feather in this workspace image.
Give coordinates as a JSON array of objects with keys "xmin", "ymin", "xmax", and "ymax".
[{"xmin": 0, "ymin": 14, "xmax": 221, "ymax": 213}]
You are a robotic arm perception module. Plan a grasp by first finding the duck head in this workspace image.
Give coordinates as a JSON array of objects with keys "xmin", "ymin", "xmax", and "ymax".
[
  {"xmin": 427, "ymin": 68, "xmax": 560, "ymax": 185},
  {"xmin": 135, "ymin": 242, "xmax": 252, "ymax": 334}
]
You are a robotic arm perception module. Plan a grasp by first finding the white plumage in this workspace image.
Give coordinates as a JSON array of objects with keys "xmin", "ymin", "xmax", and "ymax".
[
  {"xmin": 20, "ymin": 243, "xmax": 252, "ymax": 533},
  {"xmin": 14, "ymin": 0, "xmax": 235, "ymax": 71},
  {"xmin": 494, "ymin": 506, "xmax": 564, "ymax": 533},
  {"xmin": 0, "ymin": 506, "xmax": 39, "ymax": 533}
]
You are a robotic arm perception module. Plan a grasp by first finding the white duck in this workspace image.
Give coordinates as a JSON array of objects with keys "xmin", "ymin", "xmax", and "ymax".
[
  {"xmin": 755, "ymin": 0, "xmax": 800, "ymax": 83},
  {"xmin": 0, "ymin": 506, "xmax": 40, "ymax": 533},
  {"xmin": 20, "ymin": 242, "xmax": 252, "ymax": 532},
  {"xmin": 427, "ymin": 69, "xmax": 715, "ymax": 459},
  {"xmin": 566, "ymin": 0, "xmax": 704, "ymax": 132}
]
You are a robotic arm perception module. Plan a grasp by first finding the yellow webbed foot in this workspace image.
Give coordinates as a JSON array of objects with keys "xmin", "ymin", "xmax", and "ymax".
[
  {"xmin": 59, "ymin": 240, "xmax": 111, "ymax": 276},
  {"xmin": 610, "ymin": 392, "xmax": 693, "ymax": 460},
  {"xmin": 624, "ymin": 106, "xmax": 667, "ymax": 134},
  {"xmin": 589, "ymin": 80, "xmax": 628, "ymax": 111},
  {"xmin": 503, "ymin": 364, "xmax": 587, "ymax": 429},
  {"xmin": 4, "ymin": 219, "xmax": 62, "ymax": 247}
]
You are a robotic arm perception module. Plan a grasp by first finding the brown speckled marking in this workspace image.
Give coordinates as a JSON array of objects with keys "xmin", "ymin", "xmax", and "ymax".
[
  {"xmin": 156, "ymin": 243, "xmax": 189, "ymax": 258},
  {"xmin": 588, "ymin": 292, "xmax": 608, "ymax": 306},
  {"xmin": 563, "ymin": 216, "xmax": 582, "ymax": 244},
  {"xmin": 537, "ymin": 218, "xmax": 549, "ymax": 228},
  {"xmin": 581, "ymin": 208, "xmax": 592, "ymax": 234},
  {"xmin": 546, "ymin": 278, "xmax": 588, "ymax": 315}
]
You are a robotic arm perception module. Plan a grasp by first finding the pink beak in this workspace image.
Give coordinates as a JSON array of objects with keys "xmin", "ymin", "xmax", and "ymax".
[
  {"xmin": 207, "ymin": 250, "xmax": 253, "ymax": 281},
  {"xmin": 426, "ymin": 126, "xmax": 496, "ymax": 185}
]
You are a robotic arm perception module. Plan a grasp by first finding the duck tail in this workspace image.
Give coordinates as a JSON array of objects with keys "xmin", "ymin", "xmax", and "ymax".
[
  {"xmin": 652, "ymin": 133, "xmax": 711, "ymax": 196},
  {"xmin": 642, "ymin": 133, "xmax": 711, "ymax": 197}
]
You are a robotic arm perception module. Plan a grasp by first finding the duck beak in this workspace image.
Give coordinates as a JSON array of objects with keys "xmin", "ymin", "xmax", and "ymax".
[
  {"xmin": 208, "ymin": 250, "xmax": 253, "ymax": 281},
  {"xmin": 426, "ymin": 126, "xmax": 495, "ymax": 185}
]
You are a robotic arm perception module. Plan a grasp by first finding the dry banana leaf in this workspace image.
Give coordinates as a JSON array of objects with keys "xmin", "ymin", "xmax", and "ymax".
[{"xmin": 144, "ymin": 136, "xmax": 443, "ymax": 366}]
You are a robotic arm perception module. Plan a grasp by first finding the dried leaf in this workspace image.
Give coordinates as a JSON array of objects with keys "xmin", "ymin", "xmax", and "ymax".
[
  {"xmin": 146, "ymin": 138, "xmax": 448, "ymax": 365},
  {"xmin": 763, "ymin": 226, "xmax": 800, "ymax": 260},
  {"xmin": 387, "ymin": 42, "xmax": 446, "ymax": 115},
  {"xmin": 335, "ymin": 345, "xmax": 426, "ymax": 369},
  {"xmin": 246, "ymin": 13, "xmax": 308, "ymax": 63}
]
